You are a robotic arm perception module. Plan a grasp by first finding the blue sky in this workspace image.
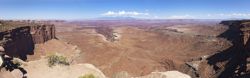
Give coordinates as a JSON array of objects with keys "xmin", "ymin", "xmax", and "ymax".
[{"xmin": 0, "ymin": 0, "xmax": 250, "ymax": 20}]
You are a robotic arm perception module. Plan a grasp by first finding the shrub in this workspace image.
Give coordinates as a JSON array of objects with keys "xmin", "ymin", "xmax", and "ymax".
[
  {"xmin": 47, "ymin": 54, "xmax": 70, "ymax": 67},
  {"xmin": 78, "ymin": 74, "xmax": 95, "ymax": 78},
  {"xmin": 112, "ymin": 71, "xmax": 131, "ymax": 78}
]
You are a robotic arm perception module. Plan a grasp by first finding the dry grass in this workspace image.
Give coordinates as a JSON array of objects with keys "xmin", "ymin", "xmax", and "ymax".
[
  {"xmin": 47, "ymin": 54, "xmax": 70, "ymax": 67},
  {"xmin": 78, "ymin": 74, "xmax": 96, "ymax": 78}
]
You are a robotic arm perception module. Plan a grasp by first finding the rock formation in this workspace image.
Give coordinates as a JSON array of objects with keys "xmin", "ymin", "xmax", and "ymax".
[
  {"xmin": 0, "ymin": 21, "xmax": 107, "ymax": 78},
  {"xmin": 209, "ymin": 20, "xmax": 250, "ymax": 78},
  {"xmin": 137, "ymin": 71, "xmax": 191, "ymax": 78},
  {"xmin": 0, "ymin": 24, "xmax": 56, "ymax": 60},
  {"xmin": 22, "ymin": 58, "xmax": 106, "ymax": 78},
  {"xmin": 30, "ymin": 24, "xmax": 56, "ymax": 44},
  {"xmin": 181, "ymin": 20, "xmax": 250, "ymax": 78},
  {"xmin": 177, "ymin": 20, "xmax": 250, "ymax": 78}
]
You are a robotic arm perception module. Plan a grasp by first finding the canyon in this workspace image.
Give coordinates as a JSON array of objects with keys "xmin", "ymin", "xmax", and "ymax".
[
  {"xmin": 0, "ymin": 20, "xmax": 250, "ymax": 78},
  {"xmin": 0, "ymin": 21, "xmax": 105, "ymax": 78}
]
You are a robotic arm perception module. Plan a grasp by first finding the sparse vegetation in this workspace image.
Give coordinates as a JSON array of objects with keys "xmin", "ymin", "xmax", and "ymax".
[
  {"xmin": 112, "ymin": 71, "xmax": 131, "ymax": 78},
  {"xmin": 47, "ymin": 54, "xmax": 70, "ymax": 67},
  {"xmin": 78, "ymin": 74, "xmax": 95, "ymax": 78}
]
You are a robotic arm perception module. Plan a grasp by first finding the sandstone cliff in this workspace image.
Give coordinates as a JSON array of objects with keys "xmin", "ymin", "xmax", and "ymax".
[
  {"xmin": 212, "ymin": 20, "xmax": 250, "ymax": 78},
  {"xmin": 178, "ymin": 20, "xmax": 250, "ymax": 78},
  {"xmin": 183, "ymin": 20, "xmax": 250, "ymax": 78},
  {"xmin": 0, "ymin": 24, "xmax": 56, "ymax": 60},
  {"xmin": 30, "ymin": 24, "xmax": 56, "ymax": 44}
]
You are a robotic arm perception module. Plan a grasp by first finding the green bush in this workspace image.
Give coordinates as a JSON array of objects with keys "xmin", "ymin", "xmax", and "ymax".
[
  {"xmin": 47, "ymin": 54, "xmax": 70, "ymax": 67},
  {"xmin": 78, "ymin": 74, "xmax": 95, "ymax": 78}
]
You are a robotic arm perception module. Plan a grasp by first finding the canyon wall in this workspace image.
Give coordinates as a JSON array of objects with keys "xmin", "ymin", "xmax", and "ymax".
[
  {"xmin": 181, "ymin": 20, "xmax": 250, "ymax": 78},
  {"xmin": 30, "ymin": 24, "xmax": 56, "ymax": 44},
  {"xmin": 0, "ymin": 24, "xmax": 56, "ymax": 60},
  {"xmin": 213, "ymin": 20, "xmax": 250, "ymax": 77}
]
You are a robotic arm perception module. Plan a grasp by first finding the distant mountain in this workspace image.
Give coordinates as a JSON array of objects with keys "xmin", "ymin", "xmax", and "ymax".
[
  {"xmin": 226, "ymin": 18, "xmax": 250, "ymax": 20},
  {"xmin": 96, "ymin": 17, "xmax": 137, "ymax": 20}
]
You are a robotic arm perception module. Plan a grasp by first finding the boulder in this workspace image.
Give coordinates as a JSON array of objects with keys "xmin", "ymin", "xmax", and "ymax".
[
  {"xmin": 0, "ymin": 46, "xmax": 4, "ymax": 52},
  {"xmin": 137, "ymin": 71, "xmax": 191, "ymax": 78},
  {"xmin": 0, "ymin": 55, "xmax": 3, "ymax": 67}
]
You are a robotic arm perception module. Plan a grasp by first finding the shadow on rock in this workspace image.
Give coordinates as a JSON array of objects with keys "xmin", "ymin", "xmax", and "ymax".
[
  {"xmin": 207, "ymin": 22, "xmax": 248, "ymax": 78},
  {"xmin": 2, "ymin": 56, "xmax": 27, "ymax": 78}
]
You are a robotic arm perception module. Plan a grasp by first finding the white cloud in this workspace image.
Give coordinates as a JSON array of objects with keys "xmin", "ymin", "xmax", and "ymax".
[
  {"xmin": 207, "ymin": 13, "xmax": 250, "ymax": 18},
  {"xmin": 167, "ymin": 14, "xmax": 195, "ymax": 19},
  {"xmin": 228, "ymin": 13, "xmax": 250, "ymax": 17},
  {"xmin": 207, "ymin": 14, "xmax": 212, "ymax": 17},
  {"xmin": 153, "ymin": 16, "xmax": 159, "ymax": 19},
  {"xmin": 102, "ymin": 12, "xmax": 250, "ymax": 19},
  {"xmin": 218, "ymin": 13, "xmax": 225, "ymax": 16},
  {"xmin": 102, "ymin": 11, "xmax": 149, "ymax": 17},
  {"xmin": 210, "ymin": 13, "xmax": 250, "ymax": 17}
]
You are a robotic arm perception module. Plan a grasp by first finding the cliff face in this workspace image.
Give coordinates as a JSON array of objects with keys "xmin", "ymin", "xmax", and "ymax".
[
  {"xmin": 206, "ymin": 20, "xmax": 250, "ymax": 78},
  {"xmin": 0, "ymin": 24, "xmax": 55, "ymax": 60},
  {"xmin": 180, "ymin": 20, "xmax": 250, "ymax": 78},
  {"xmin": 30, "ymin": 25, "xmax": 56, "ymax": 44}
]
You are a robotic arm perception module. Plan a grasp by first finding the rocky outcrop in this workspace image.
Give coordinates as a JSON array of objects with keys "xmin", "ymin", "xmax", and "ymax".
[
  {"xmin": 111, "ymin": 71, "xmax": 191, "ymax": 78},
  {"xmin": 23, "ymin": 58, "xmax": 106, "ymax": 78},
  {"xmin": 137, "ymin": 71, "xmax": 191, "ymax": 78},
  {"xmin": 0, "ymin": 58, "xmax": 106, "ymax": 78},
  {"xmin": 30, "ymin": 24, "xmax": 56, "ymax": 44},
  {"xmin": 179, "ymin": 20, "xmax": 250, "ymax": 78},
  {"xmin": 187, "ymin": 20, "xmax": 250, "ymax": 78},
  {"xmin": 0, "ymin": 24, "xmax": 56, "ymax": 60},
  {"xmin": 212, "ymin": 20, "xmax": 250, "ymax": 77},
  {"xmin": 181, "ymin": 55, "xmax": 210, "ymax": 78}
]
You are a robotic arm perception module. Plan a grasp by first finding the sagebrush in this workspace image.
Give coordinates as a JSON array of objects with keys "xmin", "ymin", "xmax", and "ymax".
[
  {"xmin": 47, "ymin": 54, "xmax": 70, "ymax": 67},
  {"xmin": 78, "ymin": 74, "xmax": 95, "ymax": 78}
]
